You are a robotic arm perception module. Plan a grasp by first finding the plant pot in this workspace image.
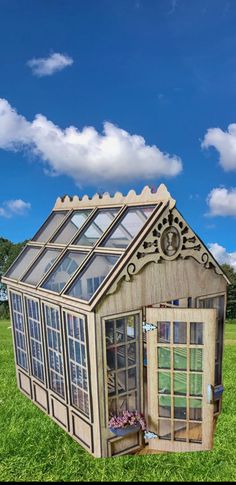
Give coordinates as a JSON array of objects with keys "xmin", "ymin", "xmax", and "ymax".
[{"xmin": 109, "ymin": 424, "xmax": 141, "ymax": 436}]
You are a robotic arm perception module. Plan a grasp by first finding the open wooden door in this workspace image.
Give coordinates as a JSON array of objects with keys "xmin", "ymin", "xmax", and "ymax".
[{"xmin": 145, "ymin": 307, "xmax": 216, "ymax": 452}]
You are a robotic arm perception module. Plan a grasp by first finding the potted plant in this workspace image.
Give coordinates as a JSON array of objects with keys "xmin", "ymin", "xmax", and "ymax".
[{"xmin": 109, "ymin": 411, "xmax": 146, "ymax": 437}]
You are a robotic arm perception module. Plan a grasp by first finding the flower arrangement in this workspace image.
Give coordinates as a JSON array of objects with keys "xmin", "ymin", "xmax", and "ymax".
[{"xmin": 109, "ymin": 411, "xmax": 146, "ymax": 436}]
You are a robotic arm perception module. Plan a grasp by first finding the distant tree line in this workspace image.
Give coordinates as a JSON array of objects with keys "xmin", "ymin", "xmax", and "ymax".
[
  {"xmin": 0, "ymin": 237, "xmax": 27, "ymax": 319},
  {"xmin": 0, "ymin": 238, "xmax": 236, "ymax": 320}
]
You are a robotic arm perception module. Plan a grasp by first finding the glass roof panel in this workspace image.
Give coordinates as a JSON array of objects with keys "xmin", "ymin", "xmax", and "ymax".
[
  {"xmin": 5, "ymin": 246, "xmax": 41, "ymax": 280},
  {"xmin": 41, "ymin": 251, "xmax": 87, "ymax": 293},
  {"xmin": 73, "ymin": 208, "xmax": 120, "ymax": 247},
  {"xmin": 101, "ymin": 205, "xmax": 155, "ymax": 248},
  {"xmin": 33, "ymin": 211, "xmax": 68, "ymax": 242},
  {"xmin": 66, "ymin": 253, "xmax": 120, "ymax": 301},
  {"xmin": 22, "ymin": 248, "xmax": 62, "ymax": 285},
  {"xmin": 51, "ymin": 210, "xmax": 92, "ymax": 244}
]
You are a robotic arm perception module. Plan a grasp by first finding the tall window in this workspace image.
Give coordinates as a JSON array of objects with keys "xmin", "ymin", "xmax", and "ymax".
[
  {"xmin": 25, "ymin": 298, "xmax": 45, "ymax": 383},
  {"xmin": 11, "ymin": 292, "xmax": 28, "ymax": 371},
  {"xmin": 105, "ymin": 314, "xmax": 140, "ymax": 417},
  {"xmin": 44, "ymin": 304, "xmax": 65, "ymax": 398},
  {"xmin": 65, "ymin": 311, "xmax": 90, "ymax": 417}
]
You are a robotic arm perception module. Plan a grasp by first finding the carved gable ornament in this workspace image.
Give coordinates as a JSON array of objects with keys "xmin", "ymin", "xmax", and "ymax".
[{"xmin": 107, "ymin": 208, "xmax": 223, "ymax": 295}]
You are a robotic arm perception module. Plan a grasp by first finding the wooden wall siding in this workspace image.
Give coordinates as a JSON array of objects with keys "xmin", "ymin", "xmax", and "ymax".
[
  {"xmin": 96, "ymin": 258, "xmax": 227, "ymax": 318},
  {"xmin": 53, "ymin": 184, "xmax": 175, "ymax": 211},
  {"xmin": 106, "ymin": 207, "xmax": 227, "ymax": 297}
]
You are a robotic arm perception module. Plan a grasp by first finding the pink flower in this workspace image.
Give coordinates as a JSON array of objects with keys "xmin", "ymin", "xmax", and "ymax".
[{"xmin": 108, "ymin": 411, "xmax": 146, "ymax": 430}]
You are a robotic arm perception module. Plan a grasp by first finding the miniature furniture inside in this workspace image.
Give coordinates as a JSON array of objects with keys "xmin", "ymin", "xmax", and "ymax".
[{"xmin": 2, "ymin": 184, "xmax": 228, "ymax": 457}]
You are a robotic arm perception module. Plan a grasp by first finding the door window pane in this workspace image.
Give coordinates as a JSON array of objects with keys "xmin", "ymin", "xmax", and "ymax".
[
  {"xmin": 158, "ymin": 372, "xmax": 171, "ymax": 394},
  {"xmin": 74, "ymin": 208, "xmax": 120, "ymax": 246},
  {"xmin": 102, "ymin": 206, "xmax": 155, "ymax": 248},
  {"xmin": 174, "ymin": 421, "xmax": 187, "ymax": 441},
  {"xmin": 174, "ymin": 322, "xmax": 187, "ymax": 344},
  {"xmin": 190, "ymin": 349, "xmax": 203, "ymax": 371},
  {"xmin": 52, "ymin": 210, "xmax": 91, "ymax": 244},
  {"xmin": 190, "ymin": 374, "xmax": 202, "ymax": 396},
  {"xmin": 174, "ymin": 397, "xmax": 187, "ymax": 419},
  {"xmin": 189, "ymin": 398, "xmax": 202, "ymax": 421},
  {"xmin": 190, "ymin": 322, "xmax": 203, "ymax": 345},
  {"xmin": 189, "ymin": 423, "xmax": 202, "ymax": 443},
  {"xmin": 157, "ymin": 322, "xmax": 170, "ymax": 343},
  {"xmin": 42, "ymin": 251, "xmax": 87, "ymax": 293},
  {"xmin": 159, "ymin": 419, "xmax": 171, "ymax": 440},
  {"xmin": 159, "ymin": 396, "xmax": 171, "ymax": 418},
  {"xmin": 174, "ymin": 348, "xmax": 187, "ymax": 370},
  {"xmin": 158, "ymin": 347, "xmax": 171, "ymax": 369},
  {"xmin": 174, "ymin": 373, "xmax": 187, "ymax": 395}
]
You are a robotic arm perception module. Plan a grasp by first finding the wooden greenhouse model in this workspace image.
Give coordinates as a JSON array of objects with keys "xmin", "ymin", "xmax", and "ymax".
[{"xmin": 2, "ymin": 184, "xmax": 228, "ymax": 457}]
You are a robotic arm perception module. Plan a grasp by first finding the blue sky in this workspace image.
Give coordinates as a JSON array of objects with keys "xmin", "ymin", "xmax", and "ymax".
[{"xmin": 0, "ymin": 0, "xmax": 236, "ymax": 267}]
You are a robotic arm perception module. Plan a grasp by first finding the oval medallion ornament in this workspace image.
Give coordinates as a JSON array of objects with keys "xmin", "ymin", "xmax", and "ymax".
[{"xmin": 160, "ymin": 226, "xmax": 180, "ymax": 257}]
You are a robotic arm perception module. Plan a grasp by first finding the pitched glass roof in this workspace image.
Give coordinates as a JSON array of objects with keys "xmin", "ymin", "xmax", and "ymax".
[
  {"xmin": 5, "ymin": 246, "xmax": 42, "ymax": 280},
  {"xmin": 22, "ymin": 248, "xmax": 62, "ymax": 285},
  {"xmin": 33, "ymin": 211, "xmax": 68, "ymax": 242},
  {"xmin": 101, "ymin": 206, "xmax": 155, "ymax": 248},
  {"xmin": 73, "ymin": 208, "xmax": 120, "ymax": 247},
  {"xmin": 51, "ymin": 209, "xmax": 92, "ymax": 244},
  {"xmin": 66, "ymin": 253, "xmax": 120, "ymax": 301},
  {"xmin": 41, "ymin": 251, "xmax": 87, "ymax": 293},
  {"xmin": 4, "ymin": 185, "xmax": 171, "ymax": 301}
]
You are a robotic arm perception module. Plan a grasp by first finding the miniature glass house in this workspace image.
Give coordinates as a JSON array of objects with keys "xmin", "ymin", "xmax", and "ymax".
[{"xmin": 2, "ymin": 184, "xmax": 228, "ymax": 457}]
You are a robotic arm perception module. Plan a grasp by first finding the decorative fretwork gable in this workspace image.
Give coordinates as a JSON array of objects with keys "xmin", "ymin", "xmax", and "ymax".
[{"xmin": 107, "ymin": 206, "xmax": 227, "ymax": 295}]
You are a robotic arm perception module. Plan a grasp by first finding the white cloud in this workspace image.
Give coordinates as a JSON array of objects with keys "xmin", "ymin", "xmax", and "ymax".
[
  {"xmin": 0, "ymin": 98, "xmax": 183, "ymax": 186},
  {"xmin": 0, "ymin": 198, "xmax": 31, "ymax": 218},
  {"xmin": 202, "ymin": 123, "xmax": 236, "ymax": 171},
  {"xmin": 27, "ymin": 52, "xmax": 73, "ymax": 77},
  {"xmin": 207, "ymin": 187, "xmax": 236, "ymax": 216},
  {"xmin": 208, "ymin": 242, "xmax": 236, "ymax": 271}
]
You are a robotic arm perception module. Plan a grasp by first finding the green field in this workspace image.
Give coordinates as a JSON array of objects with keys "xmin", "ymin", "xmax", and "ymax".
[{"xmin": 0, "ymin": 320, "xmax": 236, "ymax": 482}]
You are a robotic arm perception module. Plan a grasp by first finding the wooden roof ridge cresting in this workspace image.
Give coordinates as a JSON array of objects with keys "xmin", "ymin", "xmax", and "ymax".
[{"xmin": 53, "ymin": 183, "xmax": 176, "ymax": 210}]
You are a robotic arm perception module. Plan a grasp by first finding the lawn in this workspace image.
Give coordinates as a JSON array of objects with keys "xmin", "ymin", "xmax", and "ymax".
[{"xmin": 0, "ymin": 320, "xmax": 236, "ymax": 482}]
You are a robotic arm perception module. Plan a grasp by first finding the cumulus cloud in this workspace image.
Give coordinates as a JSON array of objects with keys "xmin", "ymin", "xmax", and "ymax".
[
  {"xmin": 207, "ymin": 187, "xmax": 236, "ymax": 216},
  {"xmin": 208, "ymin": 243, "xmax": 236, "ymax": 271},
  {"xmin": 0, "ymin": 98, "xmax": 183, "ymax": 186},
  {"xmin": 0, "ymin": 199, "xmax": 31, "ymax": 218},
  {"xmin": 27, "ymin": 52, "xmax": 73, "ymax": 77},
  {"xmin": 202, "ymin": 123, "xmax": 236, "ymax": 171}
]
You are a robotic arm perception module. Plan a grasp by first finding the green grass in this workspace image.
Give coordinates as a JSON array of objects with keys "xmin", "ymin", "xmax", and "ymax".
[{"xmin": 0, "ymin": 320, "xmax": 236, "ymax": 482}]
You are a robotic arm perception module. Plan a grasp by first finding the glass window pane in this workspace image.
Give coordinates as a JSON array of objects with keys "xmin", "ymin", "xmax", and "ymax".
[
  {"xmin": 6, "ymin": 246, "xmax": 41, "ymax": 280},
  {"xmin": 117, "ymin": 346, "xmax": 126, "ymax": 368},
  {"xmin": 44, "ymin": 305, "xmax": 65, "ymax": 398},
  {"xmin": 189, "ymin": 398, "xmax": 202, "ymax": 421},
  {"xmin": 190, "ymin": 322, "xmax": 203, "ymax": 345},
  {"xmin": 66, "ymin": 253, "xmax": 120, "ymax": 301},
  {"xmin": 174, "ymin": 397, "xmax": 186, "ymax": 419},
  {"xmin": 174, "ymin": 348, "xmax": 187, "ymax": 370},
  {"xmin": 190, "ymin": 348, "xmax": 203, "ymax": 371},
  {"xmin": 174, "ymin": 421, "xmax": 187, "ymax": 442},
  {"xmin": 102, "ymin": 206, "xmax": 155, "ymax": 248},
  {"xmin": 11, "ymin": 293, "xmax": 28, "ymax": 371},
  {"xmin": 116, "ymin": 318, "xmax": 125, "ymax": 343},
  {"xmin": 189, "ymin": 423, "xmax": 202, "ymax": 443},
  {"xmin": 159, "ymin": 419, "xmax": 171, "ymax": 440},
  {"xmin": 190, "ymin": 374, "xmax": 202, "ymax": 396},
  {"xmin": 33, "ymin": 211, "xmax": 68, "ymax": 242},
  {"xmin": 159, "ymin": 396, "xmax": 171, "ymax": 418},
  {"xmin": 174, "ymin": 322, "xmax": 187, "ymax": 344},
  {"xmin": 174, "ymin": 372, "xmax": 187, "ymax": 395},
  {"xmin": 22, "ymin": 249, "xmax": 62, "ymax": 285},
  {"xmin": 158, "ymin": 347, "xmax": 171, "ymax": 369},
  {"xmin": 42, "ymin": 251, "xmax": 87, "ymax": 293},
  {"xmin": 52, "ymin": 210, "xmax": 91, "ymax": 244},
  {"xmin": 74, "ymin": 208, "xmax": 120, "ymax": 246},
  {"xmin": 128, "ymin": 342, "xmax": 136, "ymax": 365},
  {"xmin": 117, "ymin": 370, "xmax": 126, "ymax": 393},
  {"xmin": 158, "ymin": 371, "xmax": 171, "ymax": 394},
  {"xmin": 157, "ymin": 322, "xmax": 170, "ymax": 343},
  {"xmin": 106, "ymin": 320, "xmax": 114, "ymax": 346},
  {"xmin": 128, "ymin": 367, "xmax": 136, "ymax": 390},
  {"xmin": 127, "ymin": 315, "xmax": 136, "ymax": 340}
]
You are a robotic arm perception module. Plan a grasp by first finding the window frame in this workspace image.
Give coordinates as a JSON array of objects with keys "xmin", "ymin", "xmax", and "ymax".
[
  {"xmin": 32, "ymin": 210, "xmax": 69, "ymax": 243},
  {"xmin": 9, "ymin": 290, "xmax": 29, "ymax": 373}
]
